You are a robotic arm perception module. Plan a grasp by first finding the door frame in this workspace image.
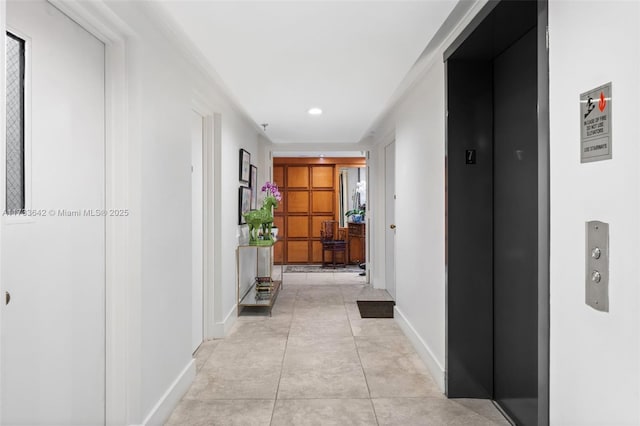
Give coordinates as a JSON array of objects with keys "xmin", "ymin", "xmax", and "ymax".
[
  {"xmin": 48, "ymin": 1, "xmax": 138, "ymax": 423},
  {"xmin": 363, "ymin": 151, "xmax": 370, "ymax": 283},
  {"xmin": 3, "ymin": 3, "xmax": 110, "ymax": 422},
  {"xmin": 0, "ymin": 1, "xmax": 221, "ymax": 423},
  {"xmin": 536, "ymin": 3, "xmax": 550, "ymax": 423},
  {"xmin": 190, "ymin": 96, "xmax": 217, "ymax": 342},
  {"xmin": 443, "ymin": 0, "xmax": 550, "ymax": 424},
  {"xmin": 190, "ymin": 108, "xmax": 205, "ymax": 353},
  {"xmin": 0, "ymin": 1, "xmax": 140, "ymax": 423},
  {"xmin": 383, "ymin": 140, "xmax": 396, "ymax": 300}
]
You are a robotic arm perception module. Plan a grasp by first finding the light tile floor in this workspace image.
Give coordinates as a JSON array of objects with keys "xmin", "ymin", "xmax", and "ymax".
[{"xmin": 166, "ymin": 272, "xmax": 509, "ymax": 426}]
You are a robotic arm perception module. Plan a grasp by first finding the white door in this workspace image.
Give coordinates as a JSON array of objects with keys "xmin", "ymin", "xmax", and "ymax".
[
  {"xmin": 191, "ymin": 110, "xmax": 204, "ymax": 353},
  {"xmin": 385, "ymin": 141, "xmax": 396, "ymax": 299},
  {"xmin": 1, "ymin": 1, "xmax": 105, "ymax": 424}
]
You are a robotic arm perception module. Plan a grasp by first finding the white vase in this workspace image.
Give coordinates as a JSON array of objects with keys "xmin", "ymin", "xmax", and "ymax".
[{"xmin": 271, "ymin": 227, "xmax": 279, "ymax": 239}]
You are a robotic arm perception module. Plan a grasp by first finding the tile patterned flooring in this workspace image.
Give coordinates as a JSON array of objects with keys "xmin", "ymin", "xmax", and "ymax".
[{"xmin": 166, "ymin": 272, "xmax": 509, "ymax": 425}]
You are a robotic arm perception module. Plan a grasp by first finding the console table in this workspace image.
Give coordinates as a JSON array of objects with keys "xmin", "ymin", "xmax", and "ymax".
[{"xmin": 236, "ymin": 240, "xmax": 283, "ymax": 316}]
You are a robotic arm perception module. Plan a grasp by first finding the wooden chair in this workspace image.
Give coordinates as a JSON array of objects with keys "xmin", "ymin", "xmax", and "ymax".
[{"xmin": 320, "ymin": 220, "xmax": 347, "ymax": 268}]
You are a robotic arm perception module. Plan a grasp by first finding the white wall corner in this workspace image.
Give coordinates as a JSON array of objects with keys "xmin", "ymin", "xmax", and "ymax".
[
  {"xmin": 141, "ymin": 360, "xmax": 196, "ymax": 426},
  {"xmin": 395, "ymin": 306, "xmax": 446, "ymax": 392},
  {"xmin": 211, "ymin": 305, "xmax": 237, "ymax": 338}
]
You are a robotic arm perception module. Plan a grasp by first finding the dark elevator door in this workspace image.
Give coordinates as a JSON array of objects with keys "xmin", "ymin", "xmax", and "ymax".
[{"xmin": 493, "ymin": 28, "xmax": 538, "ymax": 424}]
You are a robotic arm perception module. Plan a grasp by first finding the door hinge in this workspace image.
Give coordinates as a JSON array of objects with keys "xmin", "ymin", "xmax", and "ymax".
[{"xmin": 546, "ymin": 26, "xmax": 549, "ymax": 50}]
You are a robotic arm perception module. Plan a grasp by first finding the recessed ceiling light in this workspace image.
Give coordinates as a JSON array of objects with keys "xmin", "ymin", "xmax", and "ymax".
[{"xmin": 308, "ymin": 107, "xmax": 323, "ymax": 116}]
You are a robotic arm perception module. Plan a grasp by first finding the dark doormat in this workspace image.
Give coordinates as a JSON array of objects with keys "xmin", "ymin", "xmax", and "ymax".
[
  {"xmin": 284, "ymin": 264, "xmax": 362, "ymax": 273},
  {"xmin": 356, "ymin": 288, "xmax": 395, "ymax": 318}
]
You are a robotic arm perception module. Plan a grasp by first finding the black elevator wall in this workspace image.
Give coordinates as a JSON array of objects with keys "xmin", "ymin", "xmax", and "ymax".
[
  {"xmin": 446, "ymin": 2, "xmax": 541, "ymax": 423},
  {"xmin": 492, "ymin": 27, "xmax": 538, "ymax": 425},
  {"xmin": 446, "ymin": 59, "xmax": 494, "ymax": 398}
]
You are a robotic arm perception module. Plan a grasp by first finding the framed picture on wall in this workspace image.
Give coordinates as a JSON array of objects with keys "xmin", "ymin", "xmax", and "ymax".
[
  {"xmin": 250, "ymin": 165, "xmax": 258, "ymax": 209},
  {"xmin": 239, "ymin": 149, "xmax": 251, "ymax": 184},
  {"xmin": 239, "ymin": 186, "xmax": 251, "ymax": 225}
]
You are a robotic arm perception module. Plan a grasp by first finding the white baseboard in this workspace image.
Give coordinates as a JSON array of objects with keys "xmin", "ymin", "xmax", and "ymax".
[
  {"xmin": 210, "ymin": 305, "xmax": 237, "ymax": 338},
  {"xmin": 141, "ymin": 359, "xmax": 196, "ymax": 426},
  {"xmin": 394, "ymin": 306, "xmax": 446, "ymax": 392}
]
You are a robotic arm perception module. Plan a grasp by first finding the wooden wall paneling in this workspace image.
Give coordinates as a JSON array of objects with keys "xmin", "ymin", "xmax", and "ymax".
[
  {"xmin": 273, "ymin": 165, "xmax": 285, "ymax": 187},
  {"xmin": 271, "ymin": 158, "xmax": 365, "ymax": 264},
  {"xmin": 274, "ymin": 214, "xmax": 285, "ymax": 264},
  {"xmin": 274, "ymin": 240, "xmax": 284, "ymax": 264},
  {"xmin": 287, "ymin": 166, "xmax": 309, "ymax": 188},
  {"xmin": 272, "ymin": 191, "xmax": 285, "ymax": 214},
  {"xmin": 311, "ymin": 240, "xmax": 324, "ymax": 263},
  {"xmin": 273, "ymin": 215, "xmax": 285, "ymax": 230},
  {"xmin": 312, "ymin": 191, "xmax": 334, "ymax": 214},
  {"xmin": 311, "ymin": 165, "xmax": 334, "ymax": 188},
  {"xmin": 287, "ymin": 216, "xmax": 309, "ymax": 238},
  {"xmin": 287, "ymin": 191, "xmax": 309, "ymax": 213},
  {"xmin": 273, "ymin": 165, "xmax": 286, "ymax": 262},
  {"xmin": 287, "ymin": 241, "xmax": 309, "ymax": 263}
]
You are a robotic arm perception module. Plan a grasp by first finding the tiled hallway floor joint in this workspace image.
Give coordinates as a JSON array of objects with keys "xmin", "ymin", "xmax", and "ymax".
[{"xmin": 166, "ymin": 273, "xmax": 509, "ymax": 425}]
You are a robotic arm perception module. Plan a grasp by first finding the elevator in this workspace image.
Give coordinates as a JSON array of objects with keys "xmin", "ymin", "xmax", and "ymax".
[{"xmin": 445, "ymin": 1, "xmax": 549, "ymax": 425}]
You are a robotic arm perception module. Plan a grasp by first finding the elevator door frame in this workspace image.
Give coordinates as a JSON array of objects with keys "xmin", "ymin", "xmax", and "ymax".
[{"xmin": 444, "ymin": 1, "xmax": 550, "ymax": 425}]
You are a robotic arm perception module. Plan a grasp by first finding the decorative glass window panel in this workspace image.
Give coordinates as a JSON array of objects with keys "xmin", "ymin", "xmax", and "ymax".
[{"xmin": 5, "ymin": 32, "xmax": 25, "ymax": 214}]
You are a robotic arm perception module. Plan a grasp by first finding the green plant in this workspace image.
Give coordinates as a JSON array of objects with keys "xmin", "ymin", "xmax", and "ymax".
[
  {"xmin": 345, "ymin": 208, "xmax": 365, "ymax": 218},
  {"xmin": 344, "ymin": 208, "xmax": 366, "ymax": 219}
]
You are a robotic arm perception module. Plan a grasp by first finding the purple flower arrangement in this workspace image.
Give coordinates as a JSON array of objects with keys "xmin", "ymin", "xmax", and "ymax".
[{"xmin": 261, "ymin": 182, "xmax": 282, "ymax": 202}]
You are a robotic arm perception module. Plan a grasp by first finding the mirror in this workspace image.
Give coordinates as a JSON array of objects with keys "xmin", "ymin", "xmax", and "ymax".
[{"xmin": 338, "ymin": 166, "xmax": 367, "ymax": 227}]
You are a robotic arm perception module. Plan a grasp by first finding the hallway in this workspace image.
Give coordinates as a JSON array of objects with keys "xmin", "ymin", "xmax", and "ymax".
[
  {"xmin": 166, "ymin": 273, "xmax": 508, "ymax": 425},
  {"xmin": 2, "ymin": 1, "xmax": 640, "ymax": 423}
]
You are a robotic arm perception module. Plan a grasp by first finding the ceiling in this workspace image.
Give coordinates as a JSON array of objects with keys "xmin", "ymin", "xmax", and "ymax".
[{"xmin": 155, "ymin": 1, "xmax": 458, "ymax": 145}]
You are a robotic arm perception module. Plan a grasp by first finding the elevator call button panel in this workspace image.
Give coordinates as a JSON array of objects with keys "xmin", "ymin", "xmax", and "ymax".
[{"xmin": 586, "ymin": 221, "xmax": 609, "ymax": 312}]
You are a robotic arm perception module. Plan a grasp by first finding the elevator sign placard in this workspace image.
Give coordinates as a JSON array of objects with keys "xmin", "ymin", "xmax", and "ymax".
[{"xmin": 580, "ymin": 82, "xmax": 612, "ymax": 163}]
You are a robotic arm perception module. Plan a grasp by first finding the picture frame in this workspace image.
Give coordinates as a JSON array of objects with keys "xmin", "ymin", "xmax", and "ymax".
[
  {"xmin": 239, "ymin": 149, "xmax": 251, "ymax": 184},
  {"xmin": 239, "ymin": 186, "xmax": 251, "ymax": 225},
  {"xmin": 250, "ymin": 165, "xmax": 258, "ymax": 209}
]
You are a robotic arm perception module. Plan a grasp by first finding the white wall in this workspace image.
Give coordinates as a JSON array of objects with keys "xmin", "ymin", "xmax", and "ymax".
[
  {"xmin": 369, "ymin": 65, "xmax": 447, "ymax": 388},
  {"xmin": 101, "ymin": 2, "xmax": 262, "ymax": 422},
  {"xmin": 220, "ymin": 113, "xmax": 261, "ymax": 324},
  {"xmin": 368, "ymin": 0, "xmax": 640, "ymax": 423},
  {"xmin": 393, "ymin": 65, "xmax": 447, "ymax": 382},
  {"xmin": 368, "ymin": 0, "xmax": 486, "ymax": 393},
  {"xmin": 549, "ymin": 2, "xmax": 640, "ymax": 424}
]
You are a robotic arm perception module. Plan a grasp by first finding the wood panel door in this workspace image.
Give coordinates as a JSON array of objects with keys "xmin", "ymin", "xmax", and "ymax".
[
  {"xmin": 273, "ymin": 163, "xmax": 336, "ymax": 263},
  {"xmin": 2, "ymin": 2, "xmax": 106, "ymax": 422}
]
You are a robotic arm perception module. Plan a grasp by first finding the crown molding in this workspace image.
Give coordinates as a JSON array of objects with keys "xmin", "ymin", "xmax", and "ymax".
[
  {"xmin": 362, "ymin": 0, "xmax": 489, "ymax": 147},
  {"xmin": 132, "ymin": 1, "xmax": 272, "ymax": 142}
]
